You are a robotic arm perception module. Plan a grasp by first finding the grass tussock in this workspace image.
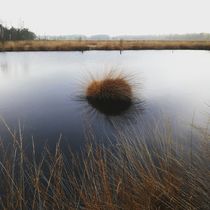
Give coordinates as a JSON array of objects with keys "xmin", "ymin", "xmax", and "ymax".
[
  {"xmin": 0, "ymin": 119, "xmax": 210, "ymax": 209},
  {"xmin": 86, "ymin": 72, "xmax": 133, "ymax": 116},
  {"xmin": 1, "ymin": 40, "xmax": 210, "ymax": 51},
  {"xmin": 77, "ymin": 70, "xmax": 144, "ymax": 126}
]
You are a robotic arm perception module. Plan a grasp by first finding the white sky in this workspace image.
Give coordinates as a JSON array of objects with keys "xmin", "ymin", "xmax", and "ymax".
[{"xmin": 0, "ymin": 0, "xmax": 210, "ymax": 36}]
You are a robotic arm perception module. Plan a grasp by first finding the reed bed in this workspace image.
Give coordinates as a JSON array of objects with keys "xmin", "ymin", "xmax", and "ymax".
[
  {"xmin": 1, "ymin": 40, "xmax": 210, "ymax": 51},
  {"xmin": 0, "ymin": 118, "xmax": 210, "ymax": 210}
]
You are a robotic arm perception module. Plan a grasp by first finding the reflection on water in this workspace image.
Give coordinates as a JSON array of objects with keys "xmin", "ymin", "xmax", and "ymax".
[
  {"xmin": 0, "ymin": 53, "xmax": 29, "ymax": 76},
  {"xmin": 0, "ymin": 61, "xmax": 8, "ymax": 73},
  {"xmin": 0, "ymin": 51, "xmax": 210, "ymax": 149}
]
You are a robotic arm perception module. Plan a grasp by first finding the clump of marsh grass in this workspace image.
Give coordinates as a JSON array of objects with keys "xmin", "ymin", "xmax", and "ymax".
[
  {"xmin": 86, "ymin": 74, "xmax": 132, "ymax": 116},
  {"xmin": 76, "ymin": 70, "xmax": 144, "ymax": 129},
  {"xmin": 0, "ymin": 118, "xmax": 210, "ymax": 209}
]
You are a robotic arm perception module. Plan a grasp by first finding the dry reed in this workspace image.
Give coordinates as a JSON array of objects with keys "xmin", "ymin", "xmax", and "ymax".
[
  {"xmin": 1, "ymin": 40, "xmax": 210, "ymax": 51},
  {"xmin": 0, "ymin": 118, "xmax": 210, "ymax": 209}
]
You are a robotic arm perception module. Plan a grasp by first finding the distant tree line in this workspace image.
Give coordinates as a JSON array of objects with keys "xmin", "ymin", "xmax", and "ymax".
[
  {"xmin": 39, "ymin": 33, "xmax": 210, "ymax": 41},
  {"xmin": 0, "ymin": 24, "xmax": 36, "ymax": 41}
]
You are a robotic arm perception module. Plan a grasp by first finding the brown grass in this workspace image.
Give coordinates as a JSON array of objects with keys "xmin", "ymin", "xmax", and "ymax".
[
  {"xmin": 86, "ymin": 73, "xmax": 133, "ymax": 116},
  {"xmin": 0, "ymin": 118, "xmax": 210, "ymax": 209},
  {"xmin": 1, "ymin": 40, "xmax": 210, "ymax": 51},
  {"xmin": 86, "ymin": 78, "xmax": 132, "ymax": 101}
]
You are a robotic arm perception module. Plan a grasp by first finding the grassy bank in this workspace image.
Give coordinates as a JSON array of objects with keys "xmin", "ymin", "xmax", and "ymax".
[
  {"xmin": 1, "ymin": 40, "xmax": 210, "ymax": 51},
  {"xmin": 0, "ymin": 119, "xmax": 210, "ymax": 210}
]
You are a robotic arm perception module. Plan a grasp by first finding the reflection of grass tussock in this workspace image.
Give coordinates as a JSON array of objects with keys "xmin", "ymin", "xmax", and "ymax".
[{"xmin": 0, "ymin": 120, "xmax": 210, "ymax": 209}]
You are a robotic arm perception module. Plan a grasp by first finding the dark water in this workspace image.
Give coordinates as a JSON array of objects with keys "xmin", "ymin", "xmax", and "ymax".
[{"xmin": 0, "ymin": 51, "xmax": 210, "ymax": 150}]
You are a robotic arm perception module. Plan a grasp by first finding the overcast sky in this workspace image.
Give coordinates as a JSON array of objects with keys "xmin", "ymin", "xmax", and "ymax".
[{"xmin": 0, "ymin": 0, "xmax": 210, "ymax": 36}]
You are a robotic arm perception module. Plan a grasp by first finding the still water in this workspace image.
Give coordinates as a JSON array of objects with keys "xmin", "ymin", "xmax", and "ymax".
[{"xmin": 0, "ymin": 51, "xmax": 210, "ymax": 149}]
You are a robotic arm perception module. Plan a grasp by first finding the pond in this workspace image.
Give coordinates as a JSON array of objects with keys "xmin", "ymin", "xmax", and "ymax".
[{"xmin": 0, "ymin": 50, "xmax": 210, "ymax": 150}]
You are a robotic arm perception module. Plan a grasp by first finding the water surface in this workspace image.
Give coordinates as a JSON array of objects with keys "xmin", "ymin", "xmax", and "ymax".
[{"xmin": 0, "ymin": 50, "xmax": 210, "ymax": 149}]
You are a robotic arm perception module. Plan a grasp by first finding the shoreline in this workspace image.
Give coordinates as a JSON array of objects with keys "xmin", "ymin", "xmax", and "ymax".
[{"xmin": 1, "ymin": 40, "xmax": 210, "ymax": 51}]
